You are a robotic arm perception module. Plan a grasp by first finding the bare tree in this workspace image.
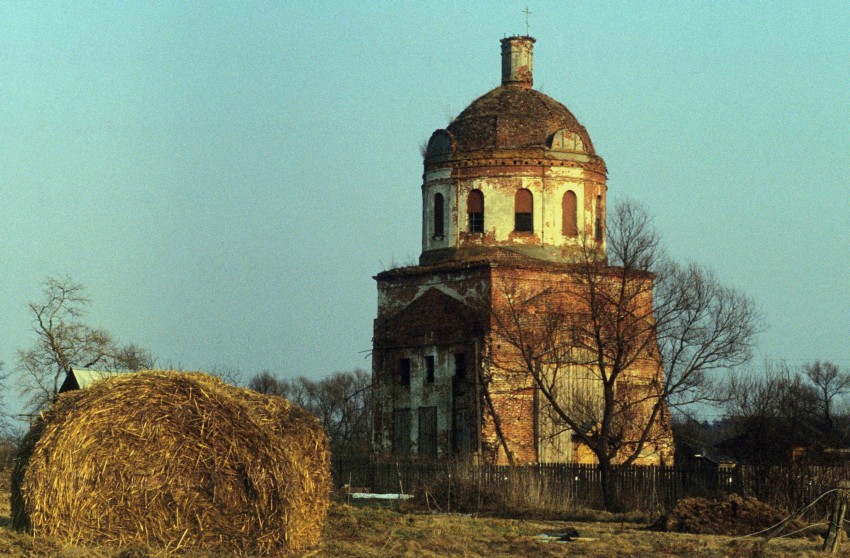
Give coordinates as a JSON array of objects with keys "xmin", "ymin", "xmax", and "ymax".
[
  {"xmin": 110, "ymin": 343, "xmax": 156, "ymax": 372},
  {"xmin": 247, "ymin": 369, "xmax": 286, "ymax": 395},
  {"xmin": 803, "ymin": 361, "xmax": 850, "ymax": 431},
  {"xmin": 723, "ymin": 360, "xmax": 850, "ymax": 466},
  {"xmin": 248, "ymin": 369, "xmax": 372, "ymax": 456},
  {"xmin": 487, "ymin": 201, "xmax": 759, "ymax": 510},
  {"xmin": 205, "ymin": 364, "xmax": 243, "ymax": 386},
  {"xmin": 17, "ymin": 276, "xmax": 154, "ymax": 412}
]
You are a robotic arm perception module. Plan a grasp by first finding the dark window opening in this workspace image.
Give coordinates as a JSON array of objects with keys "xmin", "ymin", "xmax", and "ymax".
[
  {"xmin": 467, "ymin": 190, "xmax": 484, "ymax": 233},
  {"xmin": 393, "ymin": 408, "xmax": 411, "ymax": 457},
  {"xmin": 425, "ymin": 355, "xmax": 435, "ymax": 384},
  {"xmin": 515, "ymin": 213, "xmax": 533, "ymax": 232},
  {"xmin": 399, "ymin": 358, "xmax": 411, "ymax": 386},
  {"xmin": 469, "ymin": 213, "xmax": 484, "ymax": 233},
  {"xmin": 595, "ymin": 195, "xmax": 603, "ymax": 241},
  {"xmin": 515, "ymin": 189, "xmax": 533, "ymax": 233},
  {"xmin": 454, "ymin": 353, "xmax": 466, "ymax": 379},
  {"xmin": 563, "ymin": 190, "xmax": 578, "ymax": 237},
  {"xmin": 418, "ymin": 406, "xmax": 438, "ymax": 459},
  {"xmin": 433, "ymin": 193, "xmax": 444, "ymax": 239},
  {"xmin": 452, "ymin": 408, "xmax": 471, "ymax": 456}
]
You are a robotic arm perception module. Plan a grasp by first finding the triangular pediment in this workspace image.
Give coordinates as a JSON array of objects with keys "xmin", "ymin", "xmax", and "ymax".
[{"xmin": 375, "ymin": 288, "xmax": 485, "ymax": 347}]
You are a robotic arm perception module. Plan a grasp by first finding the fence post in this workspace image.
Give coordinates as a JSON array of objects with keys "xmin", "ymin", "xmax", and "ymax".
[
  {"xmin": 347, "ymin": 472, "xmax": 352, "ymax": 506},
  {"xmin": 476, "ymin": 461, "xmax": 482, "ymax": 512},
  {"xmin": 447, "ymin": 462, "xmax": 452, "ymax": 514},
  {"xmin": 823, "ymin": 481, "xmax": 850, "ymax": 554},
  {"xmin": 572, "ymin": 467, "xmax": 578, "ymax": 511},
  {"xmin": 396, "ymin": 462, "xmax": 404, "ymax": 495}
]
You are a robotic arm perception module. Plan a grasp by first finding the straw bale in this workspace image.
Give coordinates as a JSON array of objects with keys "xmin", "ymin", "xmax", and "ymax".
[{"xmin": 11, "ymin": 371, "xmax": 330, "ymax": 556}]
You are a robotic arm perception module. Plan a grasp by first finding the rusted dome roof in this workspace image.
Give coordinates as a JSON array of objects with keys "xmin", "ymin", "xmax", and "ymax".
[{"xmin": 445, "ymin": 85, "xmax": 596, "ymax": 156}]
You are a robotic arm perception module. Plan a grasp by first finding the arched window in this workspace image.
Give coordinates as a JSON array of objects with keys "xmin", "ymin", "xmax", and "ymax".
[
  {"xmin": 562, "ymin": 191, "xmax": 578, "ymax": 237},
  {"xmin": 433, "ymin": 193, "xmax": 444, "ymax": 239},
  {"xmin": 467, "ymin": 190, "xmax": 484, "ymax": 233},
  {"xmin": 595, "ymin": 195, "xmax": 603, "ymax": 241},
  {"xmin": 514, "ymin": 189, "xmax": 533, "ymax": 233}
]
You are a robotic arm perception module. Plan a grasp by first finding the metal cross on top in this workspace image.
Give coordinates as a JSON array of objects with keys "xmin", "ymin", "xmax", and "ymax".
[{"xmin": 523, "ymin": 6, "xmax": 532, "ymax": 36}]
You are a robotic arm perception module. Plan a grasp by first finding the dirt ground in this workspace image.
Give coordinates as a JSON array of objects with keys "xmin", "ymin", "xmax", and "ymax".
[
  {"xmin": 0, "ymin": 495, "xmax": 841, "ymax": 557},
  {"xmin": 316, "ymin": 504, "xmax": 835, "ymax": 558}
]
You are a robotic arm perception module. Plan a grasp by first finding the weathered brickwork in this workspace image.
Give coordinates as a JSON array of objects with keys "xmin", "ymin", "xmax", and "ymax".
[
  {"xmin": 371, "ymin": 36, "xmax": 673, "ymax": 466},
  {"xmin": 373, "ymin": 261, "xmax": 674, "ymax": 466}
]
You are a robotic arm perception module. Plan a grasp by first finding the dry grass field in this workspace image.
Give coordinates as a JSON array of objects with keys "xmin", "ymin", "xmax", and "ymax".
[{"xmin": 0, "ymin": 491, "xmax": 841, "ymax": 558}]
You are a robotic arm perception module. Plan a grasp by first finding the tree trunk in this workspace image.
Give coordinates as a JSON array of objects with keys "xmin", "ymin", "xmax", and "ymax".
[
  {"xmin": 599, "ymin": 458, "xmax": 622, "ymax": 512},
  {"xmin": 481, "ymin": 376, "xmax": 514, "ymax": 465}
]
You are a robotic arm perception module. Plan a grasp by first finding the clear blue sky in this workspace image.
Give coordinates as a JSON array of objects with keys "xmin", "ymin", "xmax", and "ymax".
[{"xmin": 1, "ymin": 2, "xmax": 848, "ymax": 418}]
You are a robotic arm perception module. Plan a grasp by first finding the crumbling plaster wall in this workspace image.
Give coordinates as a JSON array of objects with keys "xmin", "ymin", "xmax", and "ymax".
[
  {"xmin": 373, "ymin": 265, "xmax": 490, "ymax": 460},
  {"xmin": 376, "ymin": 266, "xmax": 488, "ymax": 318},
  {"xmin": 421, "ymin": 163, "xmax": 607, "ymax": 260},
  {"xmin": 372, "ymin": 347, "xmax": 460, "ymax": 459}
]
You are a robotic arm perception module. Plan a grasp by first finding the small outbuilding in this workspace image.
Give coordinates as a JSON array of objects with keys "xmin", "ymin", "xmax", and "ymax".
[{"xmin": 58, "ymin": 368, "xmax": 124, "ymax": 393}]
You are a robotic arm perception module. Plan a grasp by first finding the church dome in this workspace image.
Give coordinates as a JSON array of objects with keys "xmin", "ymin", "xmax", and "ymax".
[
  {"xmin": 424, "ymin": 36, "xmax": 602, "ymax": 171},
  {"xmin": 445, "ymin": 85, "xmax": 596, "ymax": 155}
]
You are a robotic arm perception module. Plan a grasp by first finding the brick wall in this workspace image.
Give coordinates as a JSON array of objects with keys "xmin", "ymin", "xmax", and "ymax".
[{"xmin": 372, "ymin": 260, "xmax": 674, "ymax": 466}]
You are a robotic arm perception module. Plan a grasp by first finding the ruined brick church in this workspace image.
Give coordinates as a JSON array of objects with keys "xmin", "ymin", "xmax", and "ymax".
[{"xmin": 372, "ymin": 37, "xmax": 673, "ymax": 465}]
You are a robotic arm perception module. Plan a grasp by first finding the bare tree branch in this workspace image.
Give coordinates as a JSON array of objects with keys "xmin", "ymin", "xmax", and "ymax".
[
  {"xmin": 16, "ymin": 276, "xmax": 155, "ymax": 412},
  {"xmin": 248, "ymin": 369, "xmax": 372, "ymax": 456},
  {"xmin": 484, "ymin": 200, "xmax": 759, "ymax": 510}
]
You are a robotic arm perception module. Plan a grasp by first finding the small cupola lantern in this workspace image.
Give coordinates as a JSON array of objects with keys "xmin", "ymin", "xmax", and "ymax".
[{"xmin": 500, "ymin": 36, "xmax": 535, "ymax": 88}]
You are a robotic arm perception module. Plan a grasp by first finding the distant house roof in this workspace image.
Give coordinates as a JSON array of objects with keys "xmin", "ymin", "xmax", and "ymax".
[
  {"xmin": 676, "ymin": 437, "xmax": 737, "ymax": 468},
  {"xmin": 59, "ymin": 368, "xmax": 124, "ymax": 393}
]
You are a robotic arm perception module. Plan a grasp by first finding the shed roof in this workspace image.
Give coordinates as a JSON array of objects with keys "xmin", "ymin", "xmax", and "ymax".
[{"xmin": 59, "ymin": 368, "xmax": 124, "ymax": 393}]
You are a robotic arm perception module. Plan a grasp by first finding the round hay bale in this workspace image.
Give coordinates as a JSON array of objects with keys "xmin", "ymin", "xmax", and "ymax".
[{"xmin": 11, "ymin": 371, "xmax": 330, "ymax": 556}]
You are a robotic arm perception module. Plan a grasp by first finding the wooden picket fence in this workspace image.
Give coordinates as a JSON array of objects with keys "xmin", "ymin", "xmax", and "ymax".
[{"xmin": 332, "ymin": 456, "xmax": 850, "ymax": 517}]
